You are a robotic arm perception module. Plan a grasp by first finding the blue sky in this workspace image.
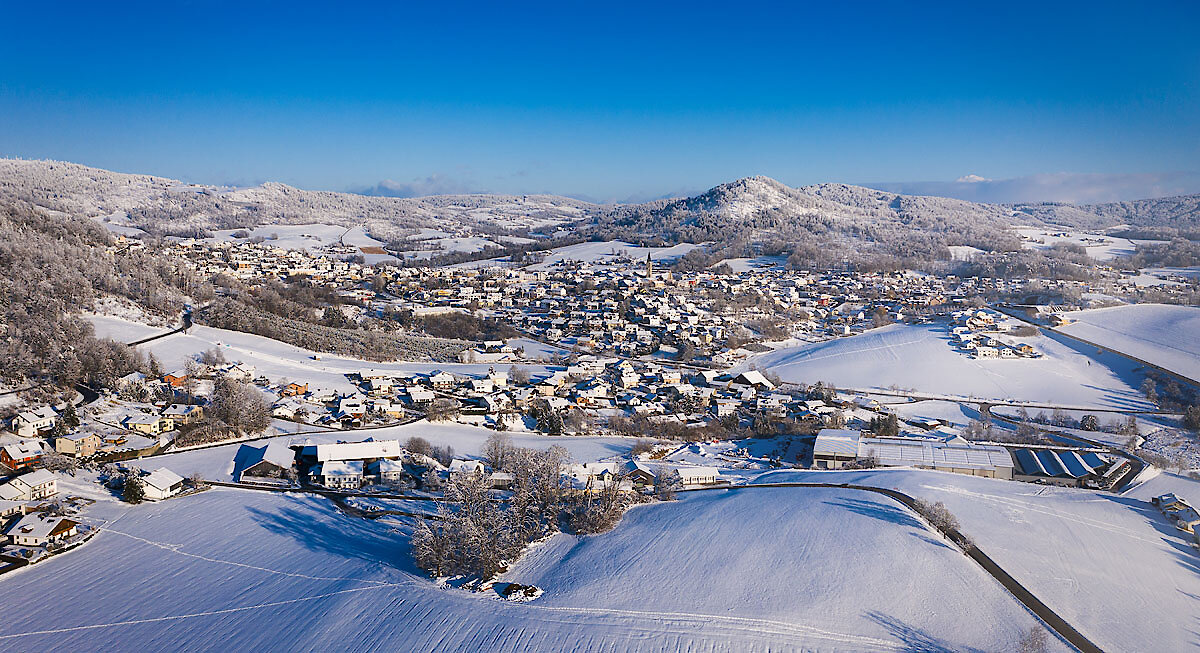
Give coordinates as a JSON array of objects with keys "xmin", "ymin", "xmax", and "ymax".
[{"xmin": 2, "ymin": 1, "xmax": 1198, "ymax": 203}]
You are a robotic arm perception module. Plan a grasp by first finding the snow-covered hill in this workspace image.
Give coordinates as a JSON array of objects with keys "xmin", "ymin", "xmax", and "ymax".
[
  {"xmin": 745, "ymin": 322, "xmax": 1154, "ymax": 410},
  {"xmin": 0, "ymin": 159, "xmax": 598, "ymax": 243},
  {"xmin": 0, "ymin": 484, "xmax": 1061, "ymax": 651},
  {"xmin": 596, "ymin": 176, "xmax": 1034, "ymax": 263},
  {"xmin": 1057, "ymin": 304, "xmax": 1200, "ymax": 381}
]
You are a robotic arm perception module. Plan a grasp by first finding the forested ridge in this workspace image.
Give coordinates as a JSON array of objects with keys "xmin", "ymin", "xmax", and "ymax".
[{"xmin": 0, "ymin": 200, "xmax": 210, "ymax": 391}]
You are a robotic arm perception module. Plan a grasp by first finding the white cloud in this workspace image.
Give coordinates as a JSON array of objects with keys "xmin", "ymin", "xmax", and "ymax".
[
  {"xmin": 864, "ymin": 171, "xmax": 1200, "ymax": 204},
  {"xmin": 352, "ymin": 173, "xmax": 482, "ymax": 198}
]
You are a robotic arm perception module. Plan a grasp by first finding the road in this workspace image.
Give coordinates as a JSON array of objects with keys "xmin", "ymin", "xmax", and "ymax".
[{"xmin": 124, "ymin": 309, "xmax": 193, "ymax": 346}]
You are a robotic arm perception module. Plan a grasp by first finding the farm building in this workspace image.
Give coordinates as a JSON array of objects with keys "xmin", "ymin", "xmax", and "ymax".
[
  {"xmin": 1010, "ymin": 448, "xmax": 1115, "ymax": 487},
  {"xmin": 813, "ymin": 429, "xmax": 862, "ymax": 469}
]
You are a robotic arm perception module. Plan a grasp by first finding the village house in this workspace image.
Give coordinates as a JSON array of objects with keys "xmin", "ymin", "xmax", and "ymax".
[
  {"xmin": 0, "ymin": 469, "xmax": 58, "ymax": 501},
  {"xmin": 309, "ymin": 461, "xmax": 364, "ymax": 489},
  {"xmin": 281, "ymin": 382, "xmax": 309, "ymax": 397},
  {"xmin": 367, "ymin": 458, "xmax": 407, "ymax": 484},
  {"xmin": 162, "ymin": 404, "xmax": 204, "ymax": 425},
  {"xmin": 428, "ymin": 371, "xmax": 456, "ymax": 390},
  {"xmin": 55, "ymin": 431, "xmax": 101, "ymax": 458},
  {"xmin": 4, "ymin": 513, "xmax": 78, "ymax": 547},
  {"xmin": 162, "ymin": 370, "xmax": 189, "ymax": 388},
  {"xmin": 8, "ymin": 406, "xmax": 58, "ymax": 437},
  {"xmin": 0, "ymin": 441, "xmax": 43, "ymax": 471},
  {"xmin": 449, "ymin": 459, "xmax": 486, "ymax": 477},
  {"xmin": 0, "ymin": 500, "xmax": 26, "ymax": 521},
  {"xmin": 142, "ymin": 468, "xmax": 186, "ymax": 500},
  {"xmin": 123, "ymin": 413, "xmax": 174, "ymax": 436},
  {"xmin": 407, "ymin": 386, "xmax": 436, "ymax": 405},
  {"xmin": 237, "ymin": 441, "xmax": 296, "ymax": 481},
  {"xmin": 812, "ymin": 429, "xmax": 863, "ymax": 469},
  {"xmin": 670, "ymin": 466, "xmax": 721, "ymax": 487}
]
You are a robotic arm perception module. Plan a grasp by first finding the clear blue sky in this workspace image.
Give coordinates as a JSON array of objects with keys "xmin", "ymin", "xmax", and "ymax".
[{"xmin": 2, "ymin": 1, "xmax": 1198, "ymax": 202}]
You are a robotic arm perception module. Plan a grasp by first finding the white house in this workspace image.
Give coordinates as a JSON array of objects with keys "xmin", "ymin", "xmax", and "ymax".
[
  {"xmin": 671, "ymin": 466, "xmax": 720, "ymax": 487},
  {"xmin": 4, "ymin": 513, "xmax": 78, "ymax": 546},
  {"xmin": 311, "ymin": 461, "xmax": 364, "ymax": 489},
  {"xmin": 813, "ymin": 429, "xmax": 862, "ymax": 469},
  {"xmin": 142, "ymin": 467, "xmax": 185, "ymax": 500},
  {"xmin": 368, "ymin": 458, "xmax": 406, "ymax": 483},
  {"xmin": 0, "ymin": 469, "xmax": 58, "ymax": 502},
  {"xmin": 449, "ymin": 459, "xmax": 486, "ymax": 477},
  {"xmin": 9, "ymin": 406, "xmax": 58, "ymax": 437}
]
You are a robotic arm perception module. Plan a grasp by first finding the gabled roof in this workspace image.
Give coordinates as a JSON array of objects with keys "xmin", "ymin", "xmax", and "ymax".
[
  {"xmin": 3, "ymin": 513, "xmax": 77, "ymax": 540},
  {"xmin": 144, "ymin": 467, "xmax": 184, "ymax": 491},
  {"xmin": 18, "ymin": 469, "xmax": 55, "ymax": 487},
  {"xmin": 1, "ymin": 441, "xmax": 42, "ymax": 459},
  {"xmin": 319, "ymin": 460, "xmax": 364, "ymax": 476},
  {"xmin": 814, "ymin": 429, "xmax": 861, "ymax": 457},
  {"xmin": 313, "ymin": 440, "xmax": 402, "ymax": 462}
]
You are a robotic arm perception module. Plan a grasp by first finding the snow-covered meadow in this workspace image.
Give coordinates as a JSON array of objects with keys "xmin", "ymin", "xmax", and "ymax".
[
  {"xmin": 746, "ymin": 322, "xmax": 1154, "ymax": 410},
  {"xmin": 1058, "ymin": 303, "xmax": 1200, "ymax": 381},
  {"xmin": 753, "ymin": 467, "xmax": 1200, "ymax": 653},
  {"xmin": 87, "ymin": 315, "xmax": 554, "ymax": 394},
  {"xmin": 0, "ymin": 483, "xmax": 1063, "ymax": 652}
]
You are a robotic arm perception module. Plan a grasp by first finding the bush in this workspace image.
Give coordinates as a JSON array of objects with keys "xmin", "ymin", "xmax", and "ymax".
[
  {"xmin": 629, "ymin": 439, "xmax": 657, "ymax": 456},
  {"xmin": 123, "ymin": 476, "xmax": 145, "ymax": 504},
  {"xmin": 405, "ymin": 436, "xmax": 432, "ymax": 456},
  {"xmin": 426, "ymin": 399, "xmax": 460, "ymax": 422},
  {"xmin": 911, "ymin": 498, "xmax": 966, "ymax": 544}
]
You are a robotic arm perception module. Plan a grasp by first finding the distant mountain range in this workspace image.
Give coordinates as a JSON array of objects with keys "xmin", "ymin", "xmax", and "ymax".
[{"xmin": 2, "ymin": 159, "xmax": 1197, "ymax": 263}]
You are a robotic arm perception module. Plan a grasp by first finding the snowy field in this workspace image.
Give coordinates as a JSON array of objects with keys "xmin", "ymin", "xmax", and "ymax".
[
  {"xmin": 1015, "ymin": 227, "xmax": 1159, "ymax": 261},
  {"xmin": 746, "ymin": 322, "xmax": 1154, "ymax": 410},
  {"xmin": 201, "ymin": 224, "xmax": 350, "ymax": 251},
  {"xmin": 888, "ymin": 398, "xmax": 985, "ymax": 428},
  {"xmin": 1057, "ymin": 304, "xmax": 1200, "ymax": 381},
  {"xmin": 753, "ymin": 467, "xmax": 1200, "ymax": 653},
  {"xmin": 0, "ymin": 484, "xmax": 1061, "ymax": 652},
  {"xmin": 86, "ymin": 316, "xmax": 554, "ymax": 393},
  {"xmin": 711, "ymin": 256, "xmax": 787, "ymax": 272},
  {"xmin": 947, "ymin": 245, "xmax": 985, "ymax": 261},
  {"xmin": 88, "ymin": 314, "xmax": 170, "ymax": 343},
  {"xmin": 505, "ymin": 486, "xmax": 1056, "ymax": 652}
]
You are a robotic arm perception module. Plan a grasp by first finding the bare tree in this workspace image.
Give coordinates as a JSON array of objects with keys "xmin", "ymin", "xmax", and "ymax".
[
  {"xmin": 483, "ymin": 432, "xmax": 513, "ymax": 470},
  {"xmin": 426, "ymin": 398, "xmax": 460, "ymax": 422},
  {"xmin": 211, "ymin": 376, "xmax": 270, "ymax": 433},
  {"xmin": 509, "ymin": 367, "xmax": 532, "ymax": 385},
  {"xmin": 405, "ymin": 436, "xmax": 433, "ymax": 456}
]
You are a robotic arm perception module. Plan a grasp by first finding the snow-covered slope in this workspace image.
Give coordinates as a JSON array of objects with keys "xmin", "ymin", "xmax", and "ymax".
[
  {"xmin": 748, "ymin": 323, "xmax": 1153, "ymax": 410},
  {"xmin": 754, "ymin": 467, "xmax": 1200, "ymax": 653},
  {"xmin": 87, "ymin": 315, "xmax": 551, "ymax": 393},
  {"xmin": 0, "ymin": 159, "xmax": 597, "ymax": 243},
  {"xmin": 596, "ymin": 177, "xmax": 1030, "ymax": 260},
  {"xmin": 1057, "ymin": 304, "xmax": 1200, "ymax": 381},
  {"xmin": 506, "ymin": 486, "xmax": 1057, "ymax": 651},
  {"xmin": 0, "ymin": 486, "xmax": 1060, "ymax": 652}
]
